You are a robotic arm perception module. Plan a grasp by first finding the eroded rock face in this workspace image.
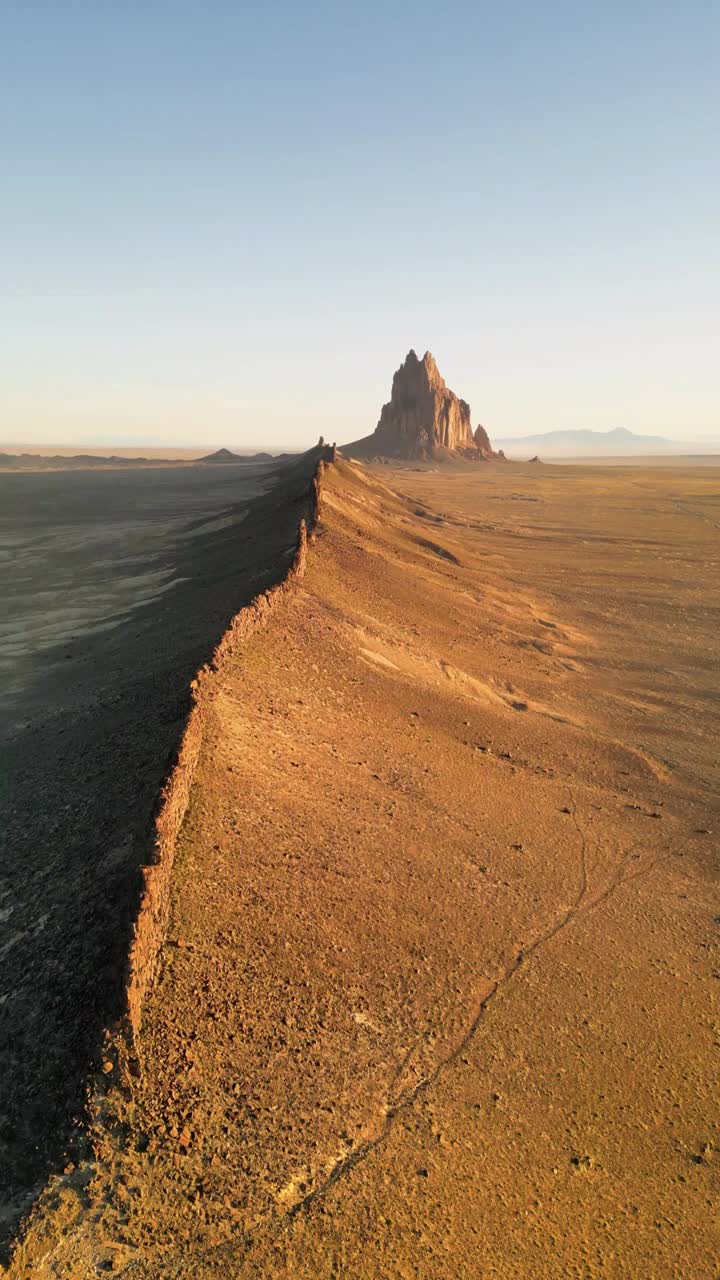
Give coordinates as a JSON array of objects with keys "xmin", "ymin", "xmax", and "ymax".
[
  {"xmin": 343, "ymin": 350, "xmax": 501, "ymax": 461},
  {"xmin": 371, "ymin": 350, "xmax": 474, "ymax": 456},
  {"xmin": 473, "ymin": 424, "xmax": 493, "ymax": 457}
]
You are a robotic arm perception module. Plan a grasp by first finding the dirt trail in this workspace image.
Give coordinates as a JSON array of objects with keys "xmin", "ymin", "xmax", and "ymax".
[{"xmin": 9, "ymin": 457, "xmax": 719, "ymax": 1278}]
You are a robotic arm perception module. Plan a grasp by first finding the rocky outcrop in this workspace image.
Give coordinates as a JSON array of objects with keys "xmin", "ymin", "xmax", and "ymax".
[
  {"xmin": 474, "ymin": 425, "xmax": 506, "ymax": 460},
  {"xmin": 375, "ymin": 350, "xmax": 474, "ymax": 455},
  {"xmin": 344, "ymin": 350, "xmax": 500, "ymax": 461},
  {"xmin": 473, "ymin": 424, "xmax": 493, "ymax": 457}
]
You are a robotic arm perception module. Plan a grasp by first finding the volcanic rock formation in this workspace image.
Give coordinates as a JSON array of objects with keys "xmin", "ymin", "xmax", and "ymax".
[
  {"xmin": 473, "ymin": 424, "xmax": 494, "ymax": 457},
  {"xmin": 377, "ymin": 349, "xmax": 473, "ymax": 454},
  {"xmin": 474, "ymin": 425, "xmax": 504, "ymax": 459},
  {"xmin": 344, "ymin": 350, "xmax": 499, "ymax": 461}
]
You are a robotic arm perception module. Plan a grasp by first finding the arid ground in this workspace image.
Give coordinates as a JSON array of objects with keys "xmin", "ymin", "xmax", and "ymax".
[
  {"xmin": 0, "ymin": 456, "xmax": 318, "ymax": 1253},
  {"xmin": 7, "ymin": 457, "xmax": 719, "ymax": 1277}
]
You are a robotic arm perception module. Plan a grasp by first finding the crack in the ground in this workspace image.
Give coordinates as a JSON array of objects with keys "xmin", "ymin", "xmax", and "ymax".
[{"xmin": 133, "ymin": 802, "xmax": 694, "ymax": 1277}]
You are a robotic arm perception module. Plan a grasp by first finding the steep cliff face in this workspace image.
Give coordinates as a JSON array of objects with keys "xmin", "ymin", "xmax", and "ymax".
[
  {"xmin": 344, "ymin": 350, "xmax": 491, "ymax": 459},
  {"xmin": 374, "ymin": 350, "xmax": 474, "ymax": 455}
]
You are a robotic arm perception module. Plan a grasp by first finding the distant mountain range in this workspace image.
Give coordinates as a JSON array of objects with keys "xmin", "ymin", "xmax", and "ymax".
[
  {"xmin": 0, "ymin": 447, "xmax": 290, "ymax": 471},
  {"xmin": 494, "ymin": 427, "xmax": 719, "ymax": 457}
]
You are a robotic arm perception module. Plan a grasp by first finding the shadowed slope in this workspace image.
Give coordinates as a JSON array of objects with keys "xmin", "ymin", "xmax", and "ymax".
[{"xmin": 0, "ymin": 450, "xmax": 323, "ymax": 1257}]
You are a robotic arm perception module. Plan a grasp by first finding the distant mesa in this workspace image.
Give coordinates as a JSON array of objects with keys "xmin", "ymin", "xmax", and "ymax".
[{"xmin": 343, "ymin": 350, "xmax": 503, "ymax": 462}]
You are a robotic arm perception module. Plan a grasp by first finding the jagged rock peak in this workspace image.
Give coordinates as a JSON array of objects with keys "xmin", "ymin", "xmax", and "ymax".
[
  {"xmin": 392, "ymin": 349, "xmax": 443, "ymax": 392},
  {"xmin": 342, "ymin": 350, "xmax": 500, "ymax": 462},
  {"xmin": 374, "ymin": 349, "xmax": 474, "ymax": 456},
  {"xmin": 474, "ymin": 424, "xmax": 493, "ymax": 457}
]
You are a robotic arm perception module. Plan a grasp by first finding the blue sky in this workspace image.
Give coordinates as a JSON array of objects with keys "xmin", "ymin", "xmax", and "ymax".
[{"xmin": 2, "ymin": 1, "xmax": 718, "ymax": 447}]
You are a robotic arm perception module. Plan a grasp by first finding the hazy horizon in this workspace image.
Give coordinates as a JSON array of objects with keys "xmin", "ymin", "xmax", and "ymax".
[
  {"xmin": 3, "ymin": 424, "xmax": 720, "ymax": 458},
  {"xmin": 2, "ymin": 2, "xmax": 718, "ymax": 449}
]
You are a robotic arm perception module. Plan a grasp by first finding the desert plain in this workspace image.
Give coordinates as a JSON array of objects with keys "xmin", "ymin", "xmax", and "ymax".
[{"xmin": 5, "ymin": 453, "xmax": 719, "ymax": 1278}]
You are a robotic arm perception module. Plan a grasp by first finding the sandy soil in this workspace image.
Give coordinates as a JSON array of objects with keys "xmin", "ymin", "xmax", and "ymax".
[{"xmin": 7, "ymin": 457, "xmax": 719, "ymax": 1277}]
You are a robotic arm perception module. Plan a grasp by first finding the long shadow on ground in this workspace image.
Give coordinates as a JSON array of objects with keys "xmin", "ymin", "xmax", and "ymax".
[{"xmin": 0, "ymin": 449, "xmax": 321, "ymax": 1255}]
